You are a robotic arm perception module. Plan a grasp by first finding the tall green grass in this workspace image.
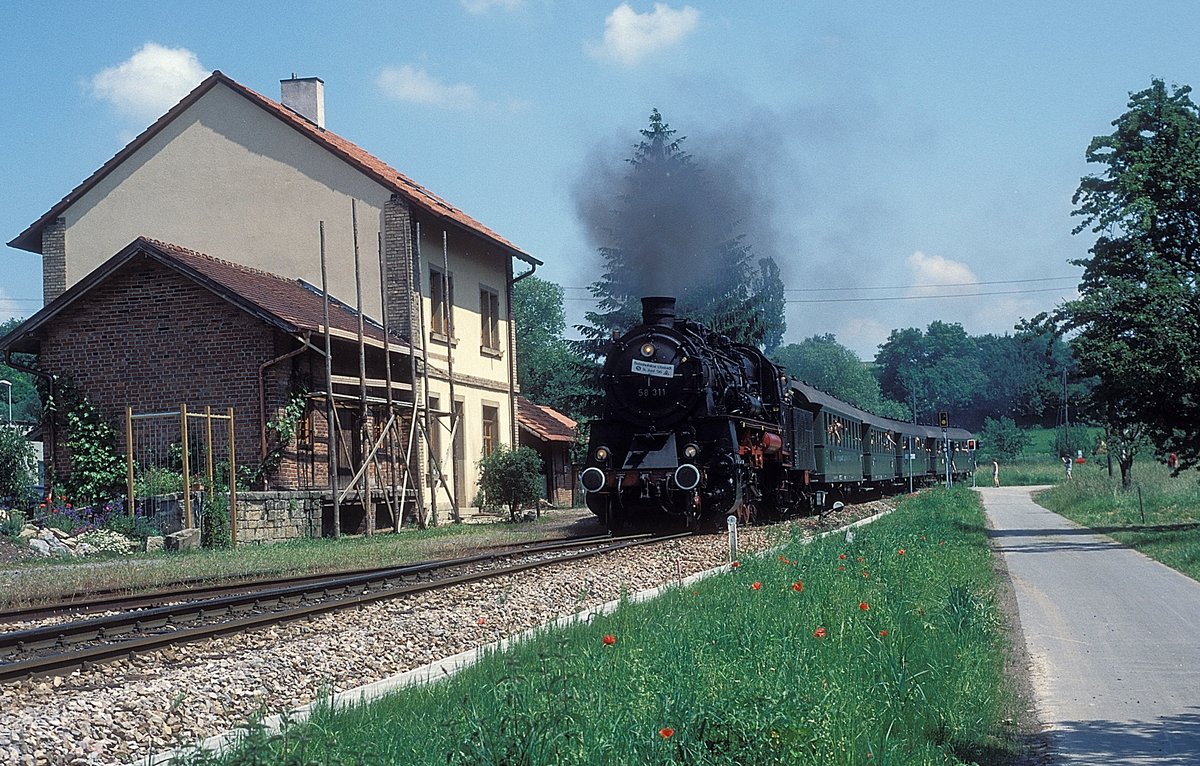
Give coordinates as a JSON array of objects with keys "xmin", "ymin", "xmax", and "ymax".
[
  {"xmin": 175, "ymin": 488, "xmax": 1018, "ymax": 766},
  {"xmin": 1037, "ymin": 460, "xmax": 1200, "ymax": 580}
]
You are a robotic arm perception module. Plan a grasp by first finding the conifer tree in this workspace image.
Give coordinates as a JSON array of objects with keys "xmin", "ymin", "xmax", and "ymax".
[{"xmin": 577, "ymin": 110, "xmax": 785, "ymax": 356}]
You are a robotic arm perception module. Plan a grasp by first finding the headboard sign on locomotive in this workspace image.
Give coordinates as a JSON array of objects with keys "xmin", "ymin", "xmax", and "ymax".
[{"xmin": 580, "ymin": 297, "xmax": 973, "ymax": 530}]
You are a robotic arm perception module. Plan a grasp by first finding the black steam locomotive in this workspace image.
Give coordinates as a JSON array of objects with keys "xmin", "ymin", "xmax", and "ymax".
[{"xmin": 580, "ymin": 297, "xmax": 974, "ymax": 529}]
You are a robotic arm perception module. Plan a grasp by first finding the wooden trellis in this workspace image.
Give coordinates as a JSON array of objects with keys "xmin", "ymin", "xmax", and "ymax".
[{"xmin": 125, "ymin": 405, "xmax": 237, "ymax": 543}]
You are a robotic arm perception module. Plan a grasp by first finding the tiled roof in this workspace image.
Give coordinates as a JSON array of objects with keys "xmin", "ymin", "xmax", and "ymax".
[
  {"xmin": 9, "ymin": 71, "xmax": 538, "ymax": 266},
  {"xmin": 0, "ymin": 237, "xmax": 400, "ymax": 354},
  {"xmin": 517, "ymin": 396, "xmax": 577, "ymax": 444},
  {"xmin": 142, "ymin": 239, "xmax": 391, "ymax": 342}
]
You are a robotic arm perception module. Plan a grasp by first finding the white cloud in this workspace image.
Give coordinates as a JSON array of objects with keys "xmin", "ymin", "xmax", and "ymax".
[
  {"xmin": 90, "ymin": 43, "xmax": 207, "ymax": 123},
  {"xmin": 377, "ymin": 65, "xmax": 480, "ymax": 109},
  {"xmin": 904, "ymin": 250, "xmax": 978, "ymax": 296},
  {"xmin": 588, "ymin": 3, "xmax": 700, "ymax": 66},
  {"xmin": 460, "ymin": 0, "xmax": 523, "ymax": 13}
]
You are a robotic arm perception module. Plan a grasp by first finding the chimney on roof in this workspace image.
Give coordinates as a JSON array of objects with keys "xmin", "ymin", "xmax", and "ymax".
[{"xmin": 280, "ymin": 74, "xmax": 325, "ymax": 129}]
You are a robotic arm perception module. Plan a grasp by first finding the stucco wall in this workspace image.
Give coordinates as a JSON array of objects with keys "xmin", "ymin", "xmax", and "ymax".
[{"xmin": 59, "ymin": 83, "xmax": 390, "ymax": 315}]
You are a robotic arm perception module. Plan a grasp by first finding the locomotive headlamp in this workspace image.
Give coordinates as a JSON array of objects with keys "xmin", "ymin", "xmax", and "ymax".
[
  {"xmin": 594, "ymin": 446, "xmax": 610, "ymax": 462},
  {"xmin": 580, "ymin": 467, "xmax": 606, "ymax": 493},
  {"xmin": 683, "ymin": 443, "xmax": 699, "ymax": 459},
  {"xmin": 640, "ymin": 342, "xmax": 655, "ymax": 357}
]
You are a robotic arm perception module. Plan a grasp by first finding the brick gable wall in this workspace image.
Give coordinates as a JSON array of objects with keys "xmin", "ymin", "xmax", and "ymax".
[{"xmin": 39, "ymin": 257, "xmax": 280, "ymax": 483}]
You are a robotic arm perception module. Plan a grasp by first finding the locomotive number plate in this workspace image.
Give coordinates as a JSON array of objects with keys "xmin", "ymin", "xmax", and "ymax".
[{"xmin": 631, "ymin": 359, "xmax": 674, "ymax": 378}]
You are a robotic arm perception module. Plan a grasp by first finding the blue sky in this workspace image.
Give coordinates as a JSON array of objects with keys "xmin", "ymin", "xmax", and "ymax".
[{"xmin": 2, "ymin": 1, "xmax": 1197, "ymax": 358}]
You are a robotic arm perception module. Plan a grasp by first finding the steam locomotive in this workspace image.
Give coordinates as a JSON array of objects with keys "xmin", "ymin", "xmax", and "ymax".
[{"xmin": 580, "ymin": 297, "xmax": 974, "ymax": 530}]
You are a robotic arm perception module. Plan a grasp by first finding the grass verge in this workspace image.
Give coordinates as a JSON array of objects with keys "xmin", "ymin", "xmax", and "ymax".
[
  {"xmin": 1036, "ymin": 460, "xmax": 1200, "ymax": 581},
  {"xmin": 174, "ymin": 488, "xmax": 1021, "ymax": 766}
]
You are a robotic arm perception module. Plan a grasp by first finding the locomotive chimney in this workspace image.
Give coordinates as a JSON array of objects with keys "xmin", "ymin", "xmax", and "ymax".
[{"xmin": 641, "ymin": 296, "xmax": 676, "ymax": 328}]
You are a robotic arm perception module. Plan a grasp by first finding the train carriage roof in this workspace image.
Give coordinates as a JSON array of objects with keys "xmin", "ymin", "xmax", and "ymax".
[
  {"xmin": 788, "ymin": 381, "xmax": 972, "ymax": 439},
  {"xmin": 788, "ymin": 380, "xmax": 866, "ymax": 423}
]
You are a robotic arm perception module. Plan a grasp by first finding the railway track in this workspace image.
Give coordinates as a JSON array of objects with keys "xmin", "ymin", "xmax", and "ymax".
[
  {"xmin": 0, "ymin": 531, "xmax": 690, "ymax": 683},
  {"xmin": 0, "ymin": 532, "xmax": 617, "ymax": 624}
]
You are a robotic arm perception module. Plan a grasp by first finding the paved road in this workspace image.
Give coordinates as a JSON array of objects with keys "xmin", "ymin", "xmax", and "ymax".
[{"xmin": 978, "ymin": 486, "xmax": 1200, "ymax": 765}]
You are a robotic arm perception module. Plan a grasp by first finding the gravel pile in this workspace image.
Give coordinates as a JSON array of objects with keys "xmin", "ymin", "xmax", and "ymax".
[{"xmin": 0, "ymin": 501, "xmax": 893, "ymax": 766}]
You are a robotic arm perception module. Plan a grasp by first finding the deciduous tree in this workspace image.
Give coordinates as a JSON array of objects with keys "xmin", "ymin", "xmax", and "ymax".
[
  {"xmin": 1059, "ymin": 79, "xmax": 1200, "ymax": 483},
  {"xmin": 512, "ymin": 276, "xmax": 595, "ymax": 419},
  {"xmin": 772, "ymin": 334, "xmax": 908, "ymax": 419}
]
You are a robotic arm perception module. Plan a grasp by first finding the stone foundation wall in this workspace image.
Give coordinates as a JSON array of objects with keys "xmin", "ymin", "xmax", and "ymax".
[{"xmin": 235, "ymin": 491, "xmax": 323, "ymax": 544}]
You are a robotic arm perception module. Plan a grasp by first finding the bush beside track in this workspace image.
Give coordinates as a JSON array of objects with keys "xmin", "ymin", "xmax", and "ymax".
[{"xmin": 176, "ymin": 487, "xmax": 1022, "ymax": 766}]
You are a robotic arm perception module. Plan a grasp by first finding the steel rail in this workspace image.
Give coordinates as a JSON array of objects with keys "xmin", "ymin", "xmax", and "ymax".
[
  {"xmin": 0, "ymin": 532, "xmax": 689, "ymax": 683},
  {"xmin": 0, "ymin": 533, "xmax": 623, "ymax": 624}
]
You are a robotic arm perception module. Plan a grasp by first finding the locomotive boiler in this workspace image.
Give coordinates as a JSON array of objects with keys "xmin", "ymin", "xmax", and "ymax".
[{"xmin": 580, "ymin": 297, "xmax": 973, "ymax": 530}]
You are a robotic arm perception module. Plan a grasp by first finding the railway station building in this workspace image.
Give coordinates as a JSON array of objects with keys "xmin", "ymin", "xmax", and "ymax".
[{"xmin": 3, "ymin": 71, "xmax": 547, "ymax": 536}]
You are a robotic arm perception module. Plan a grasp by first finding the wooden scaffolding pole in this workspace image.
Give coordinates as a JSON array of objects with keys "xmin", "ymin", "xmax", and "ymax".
[
  {"xmin": 416, "ymin": 223, "xmax": 434, "ymax": 528},
  {"xmin": 126, "ymin": 406, "xmax": 135, "ymax": 517},
  {"xmin": 441, "ymin": 230, "xmax": 461, "ymax": 522},
  {"xmin": 321, "ymin": 221, "xmax": 340, "ymax": 538},
  {"xmin": 181, "ymin": 402, "xmax": 192, "ymax": 529},
  {"xmin": 352, "ymin": 200, "xmax": 374, "ymax": 536},
  {"xmin": 228, "ymin": 407, "xmax": 238, "ymax": 546}
]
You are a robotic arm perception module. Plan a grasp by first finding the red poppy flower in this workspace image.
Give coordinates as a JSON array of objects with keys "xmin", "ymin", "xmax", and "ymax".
[
  {"xmin": 813, "ymin": 626, "xmax": 827, "ymax": 639},
  {"xmin": 659, "ymin": 727, "xmax": 675, "ymax": 739},
  {"xmin": 897, "ymin": 548, "xmax": 906, "ymax": 556},
  {"xmin": 856, "ymin": 556, "xmax": 864, "ymax": 563},
  {"xmin": 859, "ymin": 601, "xmax": 870, "ymax": 611},
  {"xmin": 837, "ymin": 566, "xmax": 845, "ymax": 571},
  {"xmin": 477, "ymin": 617, "xmax": 486, "ymax": 625},
  {"xmin": 602, "ymin": 634, "xmax": 617, "ymax": 646},
  {"xmin": 862, "ymin": 571, "xmax": 870, "ymax": 579},
  {"xmin": 692, "ymin": 590, "xmax": 699, "ymax": 596},
  {"xmin": 730, "ymin": 560, "xmax": 741, "ymax": 568},
  {"xmin": 879, "ymin": 630, "xmax": 888, "ymax": 637},
  {"xmin": 838, "ymin": 553, "xmax": 847, "ymax": 560},
  {"xmin": 779, "ymin": 555, "xmax": 790, "ymax": 562},
  {"xmin": 791, "ymin": 582, "xmax": 804, "ymax": 592},
  {"xmin": 751, "ymin": 582, "xmax": 762, "ymax": 590}
]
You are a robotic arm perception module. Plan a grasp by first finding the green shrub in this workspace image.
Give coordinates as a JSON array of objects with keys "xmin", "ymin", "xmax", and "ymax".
[
  {"xmin": 105, "ymin": 510, "xmax": 163, "ymax": 541},
  {"xmin": 0, "ymin": 508, "xmax": 26, "ymax": 538},
  {"xmin": 476, "ymin": 445, "xmax": 544, "ymax": 522},
  {"xmin": 202, "ymin": 495, "xmax": 232, "ymax": 549},
  {"xmin": 135, "ymin": 466, "xmax": 184, "ymax": 496},
  {"xmin": 0, "ymin": 427, "xmax": 35, "ymax": 500},
  {"xmin": 977, "ymin": 416, "xmax": 1029, "ymax": 460},
  {"xmin": 1052, "ymin": 424, "xmax": 1092, "ymax": 460}
]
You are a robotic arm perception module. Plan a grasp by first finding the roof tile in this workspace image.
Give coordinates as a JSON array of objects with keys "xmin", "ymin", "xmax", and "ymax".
[{"xmin": 517, "ymin": 396, "xmax": 577, "ymax": 443}]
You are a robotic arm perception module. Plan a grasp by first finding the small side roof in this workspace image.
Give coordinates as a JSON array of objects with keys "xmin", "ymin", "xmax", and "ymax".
[
  {"xmin": 517, "ymin": 396, "xmax": 577, "ymax": 444},
  {"xmin": 9, "ymin": 71, "xmax": 539, "ymax": 268},
  {"xmin": 0, "ymin": 237, "xmax": 405, "ymax": 355}
]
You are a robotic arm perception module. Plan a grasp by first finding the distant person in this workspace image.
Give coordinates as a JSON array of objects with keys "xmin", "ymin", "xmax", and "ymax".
[
  {"xmin": 1062, "ymin": 455, "xmax": 1072, "ymax": 481},
  {"xmin": 1168, "ymin": 452, "xmax": 1179, "ymax": 470},
  {"xmin": 992, "ymin": 460, "xmax": 1000, "ymax": 488}
]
